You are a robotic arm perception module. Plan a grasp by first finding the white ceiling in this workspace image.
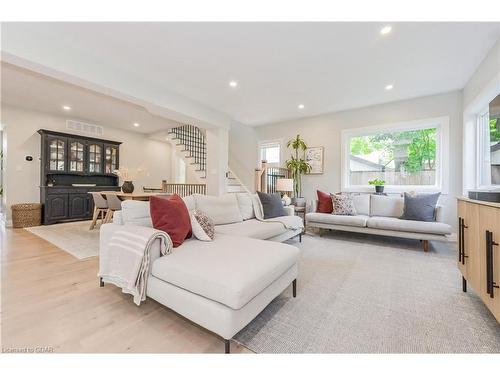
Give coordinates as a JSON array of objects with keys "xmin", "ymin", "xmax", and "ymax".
[
  {"xmin": 1, "ymin": 22, "xmax": 500, "ymax": 126},
  {"xmin": 0, "ymin": 63, "xmax": 181, "ymax": 133}
]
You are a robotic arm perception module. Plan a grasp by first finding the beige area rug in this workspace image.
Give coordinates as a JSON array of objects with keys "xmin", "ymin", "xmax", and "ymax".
[
  {"xmin": 25, "ymin": 220, "xmax": 100, "ymax": 259},
  {"xmin": 234, "ymin": 231, "xmax": 500, "ymax": 353}
]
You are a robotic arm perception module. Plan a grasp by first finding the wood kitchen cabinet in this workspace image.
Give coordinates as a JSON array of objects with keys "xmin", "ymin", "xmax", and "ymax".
[{"xmin": 458, "ymin": 198, "xmax": 500, "ymax": 322}]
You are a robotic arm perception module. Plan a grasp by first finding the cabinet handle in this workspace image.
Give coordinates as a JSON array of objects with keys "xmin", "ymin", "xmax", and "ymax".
[
  {"xmin": 458, "ymin": 217, "xmax": 462, "ymax": 263},
  {"xmin": 460, "ymin": 218, "xmax": 468, "ymax": 264},
  {"xmin": 486, "ymin": 230, "xmax": 499, "ymax": 298}
]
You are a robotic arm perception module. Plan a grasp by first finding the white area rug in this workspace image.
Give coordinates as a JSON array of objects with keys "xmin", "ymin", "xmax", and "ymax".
[
  {"xmin": 234, "ymin": 231, "xmax": 500, "ymax": 353},
  {"xmin": 25, "ymin": 220, "xmax": 99, "ymax": 259}
]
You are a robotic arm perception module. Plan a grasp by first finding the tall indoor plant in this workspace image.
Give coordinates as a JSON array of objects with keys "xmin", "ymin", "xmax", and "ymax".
[{"xmin": 285, "ymin": 134, "xmax": 311, "ymax": 206}]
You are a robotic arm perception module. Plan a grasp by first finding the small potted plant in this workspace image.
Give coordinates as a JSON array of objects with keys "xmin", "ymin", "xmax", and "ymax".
[
  {"xmin": 368, "ymin": 178, "xmax": 386, "ymax": 194},
  {"xmin": 114, "ymin": 166, "xmax": 146, "ymax": 194}
]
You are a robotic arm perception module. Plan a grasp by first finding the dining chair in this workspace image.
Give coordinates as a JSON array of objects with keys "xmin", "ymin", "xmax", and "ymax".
[
  {"xmin": 104, "ymin": 193, "xmax": 123, "ymax": 224},
  {"xmin": 90, "ymin": 192, "xmax": 108, "ymax": 230}
]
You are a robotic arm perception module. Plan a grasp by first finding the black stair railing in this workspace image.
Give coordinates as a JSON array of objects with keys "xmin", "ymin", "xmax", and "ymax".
[{"xmin": 168, "ymin": 124, "xmax": 206, "ymax": 177}]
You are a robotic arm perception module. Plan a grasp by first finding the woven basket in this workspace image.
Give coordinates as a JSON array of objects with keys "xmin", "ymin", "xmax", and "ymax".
[{"xmin": 11, "ymin": 203, "xmax": 42, "ymax": 228}]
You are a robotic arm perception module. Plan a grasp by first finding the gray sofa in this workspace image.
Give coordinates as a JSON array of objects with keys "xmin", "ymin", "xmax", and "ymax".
[{"xmin": 306, "ymin": 194, "xmax": 452, "ymax": 251}]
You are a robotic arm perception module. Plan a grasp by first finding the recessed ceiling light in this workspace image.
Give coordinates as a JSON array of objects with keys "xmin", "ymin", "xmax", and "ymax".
[
  {"xmin": 62, "ymin": 105, "xmax": 71, "ymax": 111},
  {"xmin": 385, "ymin": 84, "xmax": 394, "ymax": 90},
  {"xmin": 229, "ymin": 80, "xmax": 238, "ymax": 88},
  {"xmin": 133, "ymin": 123, "xmax": 140, "ymax": 127},
  {"xmin": 298, "ymin": 104, "xmax": 305, "ymax": 110},
  {"xmin": 380, "ymin": 26, "xmax": 392, "ymax": 35}
]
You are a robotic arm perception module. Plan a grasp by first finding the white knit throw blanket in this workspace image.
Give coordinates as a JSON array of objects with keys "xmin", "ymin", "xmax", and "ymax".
[{"xmin": 99, "ymin": 225, "xmax": 173, "ymax": 305}]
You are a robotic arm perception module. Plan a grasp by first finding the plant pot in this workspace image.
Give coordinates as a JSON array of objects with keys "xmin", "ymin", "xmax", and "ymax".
[
  {"xmin": 292, "ymin": 197, "xmax": 306, "ymax": 207},
  {"xmin": 121, "ymin": 180, "xmax": 135, "ymax": 194},
  {"xmin": 375, "ymin": 185, "xmax": 384, "ymax": 194}
]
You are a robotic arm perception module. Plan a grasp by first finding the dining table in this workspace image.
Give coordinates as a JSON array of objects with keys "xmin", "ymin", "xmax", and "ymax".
[{"xmin": 96, "ymin": 191, "xmax": 170, "ymax": 201}]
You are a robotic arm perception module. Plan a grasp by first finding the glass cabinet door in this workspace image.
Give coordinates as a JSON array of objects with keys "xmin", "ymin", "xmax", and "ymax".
[
  {"xmin": 69, "ymin": 140, "xmax": 85, "ymax": 172},
  {"xmin": 104, "ymin": 145, "xmax": 118, "ymax": 174},
  {"xmin": 48, "ymin": 137, "xmax": 66, "ymax": 171},
  {"xmin": 88, "ymin": 143, "xmax": 102, "ymax": 173}
]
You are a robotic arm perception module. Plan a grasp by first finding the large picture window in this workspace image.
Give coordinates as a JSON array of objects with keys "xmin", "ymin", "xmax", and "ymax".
[{"xmin": 342, "ymin": 117, "xmax": 449, "ymax": 192}]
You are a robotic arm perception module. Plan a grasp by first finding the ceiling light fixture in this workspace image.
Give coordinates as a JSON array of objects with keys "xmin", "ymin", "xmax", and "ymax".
[
  {"xmin": 133, "ymin": 123, "xmax": 140, "ymax": 127},
  {"xmin": 62, "ymin": 105, "xmax": 71, "ymax": 111},
  {"xmin": 385, "ymin": 84, "xmax": 394, "ymax": 90},
  {"xmin": 229, "ymin": 80, "xmax": 238, "ymax": 88},
  {"xmin": 298, "ymin": 104, "xmax": 305, "ymax": 110},
  {"xmin": 380, "ymin": 26, "xmax": 392, "ymax": 35}
]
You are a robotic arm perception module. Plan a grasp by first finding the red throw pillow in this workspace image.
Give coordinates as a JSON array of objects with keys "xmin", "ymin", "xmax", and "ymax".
[
  {"xmin": 150, "ymin": 194, "xmax": 192, "ymax": 247},
  {"xmin": 316, "ymin": 190, "xmax": 333, "ymax": 213}
]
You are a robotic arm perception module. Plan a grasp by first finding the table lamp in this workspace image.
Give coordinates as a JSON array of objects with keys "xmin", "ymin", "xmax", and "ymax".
[{"xmin": 276, "ymin": 178, "xmax": 294, "ymax": 206}]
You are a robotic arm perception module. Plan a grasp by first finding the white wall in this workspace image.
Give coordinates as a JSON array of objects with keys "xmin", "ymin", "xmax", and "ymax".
[
  {"xmin": 462, "ymin": 39, "xmax": 500, "ymax": 192},
  {"xmin": 228, "ymin": 121, "xmax": 258, "ymax": 192},
  {"xmin": 1, "ymin": 104, "xmax": 173, "ymax": 221},
  {"xmin": 255, "ymin": 91, "xmax": 463, "ymax": 230}
]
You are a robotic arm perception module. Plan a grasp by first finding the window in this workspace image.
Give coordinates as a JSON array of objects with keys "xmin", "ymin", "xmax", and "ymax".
[
  {"xmin": 342, "ymin": 117, "xmax": 449, "ymax": 192},
  {"xmin": 477, "ymin": 94, "xmax": 500, "ymax": 188},
  {"xmin": 259, "ymin": 141, "xmax": 281, "ymax": 165}
]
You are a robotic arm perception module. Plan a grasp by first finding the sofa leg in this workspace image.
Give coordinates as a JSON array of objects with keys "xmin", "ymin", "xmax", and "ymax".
[
  {"xmin": 99, "ymin": 277, "xmax": 104, "ymax": 287},
  {"xmin": 299, "ymin": 233, "xmax": 302, "ymax": 243},
  {"xmin": 422, "ymin": 240, "xmax": 429, "ymax": 252},
  {"xmin": 292, "ymin": 279, "xmax": 297, "ymax": 298},
  {"xmin": 224, "ymin": 339, "xmax": 230, "ymax": 354}
]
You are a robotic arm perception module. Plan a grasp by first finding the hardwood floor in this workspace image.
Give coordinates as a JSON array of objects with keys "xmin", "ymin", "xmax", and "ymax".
[{"xmin": 0, "ymin": 226, "xmax": 251, "ymax": 353}]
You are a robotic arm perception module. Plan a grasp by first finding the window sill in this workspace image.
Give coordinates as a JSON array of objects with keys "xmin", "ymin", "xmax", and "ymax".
[{"xmin": 343, "ymin": 185, "xmax": 446, "ymax": 195}]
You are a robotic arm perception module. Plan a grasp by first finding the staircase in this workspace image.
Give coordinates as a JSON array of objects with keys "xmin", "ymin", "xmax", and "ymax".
[{"xmin": 167, "ymin": 124, "xmax": 250, "ymax": 193}]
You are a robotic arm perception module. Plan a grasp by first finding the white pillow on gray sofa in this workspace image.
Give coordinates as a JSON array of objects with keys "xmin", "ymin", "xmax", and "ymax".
[
  {"xmin": 353, "ymin": 194, "xmax": 370, "ymax": 216},
  {"xmin": 235, "ymin": 193, "xmax": 255, "ymax": 220},
  {"xmin": 370, "ymin": 195, "xmax": 404, "ymax": 218},
  {"xmin": 194, "ymin": 194, "xmax": 243, "ymax": 225}
]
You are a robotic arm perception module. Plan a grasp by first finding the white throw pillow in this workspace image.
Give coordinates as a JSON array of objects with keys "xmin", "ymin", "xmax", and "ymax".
[
  {"xmin": 236, "ymin": 193, "xmax": 255, "ymax": 220},
  {"xmin": 353, "ymin": 194, "xmax": 370, "ymax": 216},
  {"xmin": 121, "ymin": 200, "xmax": 153, "ymax": 227},
  {"xmin": 183, "ymin": 195, "xmax": 196, "ymax": 214},
  {"xmin": 191, "ymin": 209, "xmax": 215, "ymax": 241},
  {"xmin": 193, "ymin": 194, "xmax": 243, "ymax": 225},
  {"xmin": 370, "ymin": 195, "xmax": 404, "ymax": 218},
  {"xmin": 251, "ymin": 193, "xmax": 264, "ymax": 220}
]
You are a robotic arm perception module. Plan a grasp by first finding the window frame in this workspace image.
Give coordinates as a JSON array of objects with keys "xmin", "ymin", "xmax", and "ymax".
[
  {"xmin": 476, "ymin": 107, "xmax": 500, "ymax": 189},
  {"xmin": 258, "ymin": 139, "xmax": 282, "ymax": 167},
  {"xmin": 341, "ymin": 116, "xmax": 450, "ymax": 194}
]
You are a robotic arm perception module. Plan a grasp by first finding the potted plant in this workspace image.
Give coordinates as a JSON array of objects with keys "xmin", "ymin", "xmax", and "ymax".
[
  {"xmin": 368, "ymin": 178, "xmax": 386, "ymax": 194},
  {"xmin": 114, "ymin": 166, "xmax": 145, "ymax": 194},
  {"xmin": 284, "ymin": 135, "xmax": 311, "ymax": 207}
]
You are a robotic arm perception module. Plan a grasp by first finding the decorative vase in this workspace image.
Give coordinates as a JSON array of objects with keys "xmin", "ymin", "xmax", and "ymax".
[
  {"xmin": 292, "ymin": 197, "xmax": 306, "ymax": 207},
  {"xmin": 281, "ymin": 193, "xmax": 292, "ymax": 206},
  {"xmin": 375, "ymin": 185, "xmax": 384, "ymax": 194},
  {"xmin": 122, "ymin": 180, "xmax": 135, "ymax": 193}
]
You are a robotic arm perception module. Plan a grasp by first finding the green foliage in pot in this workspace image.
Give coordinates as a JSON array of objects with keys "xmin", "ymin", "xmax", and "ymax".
[
  {"xmin": 368, "ymin": 178, "xmax": 386, "ymax": 186},
  {"xmin": 284, "ymin": 135, "xmax": 311, "ymax": 198}
]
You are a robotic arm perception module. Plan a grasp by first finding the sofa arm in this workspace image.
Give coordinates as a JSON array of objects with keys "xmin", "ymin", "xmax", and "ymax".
[
  {"xmin": 99, "ymin": 223, "xmax": 164, "ymax": 275},
  {"xmin": 435, "ymin": 205, "xmax": 443, "ymax": 222},
  {"xmin": 283, "ymin": 205, "xmax": 295, "ymax": 216}
]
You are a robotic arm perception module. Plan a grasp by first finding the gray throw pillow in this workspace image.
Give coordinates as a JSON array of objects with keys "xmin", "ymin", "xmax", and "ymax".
[
  {"xmin": 400, "ymin": 192, "xmax": 440, "ymax": 222},
  {"xmin": 256, "ymin": 191, "xmax": 286, "ymax": 219}
]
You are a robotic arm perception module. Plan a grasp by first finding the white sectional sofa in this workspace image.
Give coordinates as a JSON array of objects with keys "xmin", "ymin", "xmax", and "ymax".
[
  {"xmin": 306, "ymin": 194, "xmax": 452, "ymax": 251},
  {"xmin": 99, "ymin": 193, "xmax": 303, "ymax": 353}
]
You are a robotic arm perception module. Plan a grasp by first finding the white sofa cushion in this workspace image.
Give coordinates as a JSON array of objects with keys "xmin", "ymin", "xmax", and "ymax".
[
  {"xmin": 353, "ymin": 194, "xmax": 370, "ymax": 216},
  {"xmin": 235, "ymin": 193, "xmax": 255, "ymax": 220},
  {"xmin": 150, "ymin": 234, "xmax": 300, "ymax": 309},
  {"xmin": 193, "ymin": 194, "xmax": 243, "ymax": 225},
  {"xmin": 370, "ymin": 195, "xmax": 404, "ymax": 218},
  {"xmin": 216, "ymin": 218, "xmax": 287, "ymax": 239},
  {"xmin": 306, "ymin": 213, "xmax": 369, "ymax": 227},
  {"xmin": 121, "ymin": 200, "xmax": 153, "ymax": 227},
  {"xmin": 367, "ymin": 216, "xmax": 452, "ymax": 235}
]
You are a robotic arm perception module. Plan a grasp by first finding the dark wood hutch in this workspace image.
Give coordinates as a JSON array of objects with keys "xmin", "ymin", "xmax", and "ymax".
[{"xmin": 38, "ymin": 129, "xmax": 122, "ymax": 224}]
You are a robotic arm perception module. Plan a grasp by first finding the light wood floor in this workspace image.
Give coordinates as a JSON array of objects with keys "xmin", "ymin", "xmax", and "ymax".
[{"xmin": 0, "ymin": 226, "xmax": 251, "ymax": 353}]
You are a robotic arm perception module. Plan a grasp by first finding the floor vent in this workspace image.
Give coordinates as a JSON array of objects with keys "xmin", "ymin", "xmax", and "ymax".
[{"xmin": 66, "ymin": 120, "xmax": 104, "ymax": 137}]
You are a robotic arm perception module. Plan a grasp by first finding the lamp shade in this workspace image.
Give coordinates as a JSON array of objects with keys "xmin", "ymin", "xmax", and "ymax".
[{"xmin": 276, "ymin": 178, "xmax": 294, "ymax": 192}]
